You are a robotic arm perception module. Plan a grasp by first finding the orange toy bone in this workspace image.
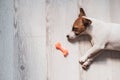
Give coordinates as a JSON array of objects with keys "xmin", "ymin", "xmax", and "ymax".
[{"xmin": 55, "ymin": 42, "xmax": 68, "ymax": 57}]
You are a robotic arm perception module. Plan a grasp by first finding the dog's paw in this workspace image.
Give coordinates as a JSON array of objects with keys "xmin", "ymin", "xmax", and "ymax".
[
  {"xmin": 79, "ymin": 60, "xmax": 84, "ymax": 65},
  {"xmin": 82, "ymin": 62, "xmax": 89, "ymax": 70},
  {"xmin": 79, "ymin": 57, "xmax": 87, "ymax": 65},
  {"xmin": 81, "ymin": 59, "xmax": 93, "ymax": 70}
]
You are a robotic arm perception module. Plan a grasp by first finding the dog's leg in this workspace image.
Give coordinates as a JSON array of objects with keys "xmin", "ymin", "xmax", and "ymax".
[
  {"xmin": 82, "ymin": 53, "xmax": 101, "ymax": 69},
  {"xmin": 79, "ymin": 45, "xmax": 104, "ymax": 65},
  {"xmin": 82, "ymin": 58, "xmax": 93, "ymax": 69}
]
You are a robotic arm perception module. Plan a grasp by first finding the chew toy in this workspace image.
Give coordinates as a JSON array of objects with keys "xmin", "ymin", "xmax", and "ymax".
[{"xmin": 55, "ymin": 42, "xmax": 68, "ymax": 57}]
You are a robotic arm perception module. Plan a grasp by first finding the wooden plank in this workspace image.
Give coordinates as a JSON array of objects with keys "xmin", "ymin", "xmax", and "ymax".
[
  {"xmin": 109, "ymin": 0, "xmax": 120, "ymax": 79},
  {"xmin": 46, "ymin": 0, "xmax": 81, "ymax": 80},
  {"xmin": 79, "ymin": 0, "xmax": 120, "ymax": 80},
  {"xmin": 79, "ymin": 0, "xmax": 112, "ymax": 80},
  {"xmin": 14, "ymin": 0, "xmax": 47, "ymax": 80},
  {"xmin": 0, "ymin": 0, "xmax": 14, "ymax": 80}
]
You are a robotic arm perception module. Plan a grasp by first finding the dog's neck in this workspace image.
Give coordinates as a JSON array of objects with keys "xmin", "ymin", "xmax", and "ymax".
[
  {"xmin": 85, "ymin": 25, "xmax": 93, "ymax": 35},
  {"xmin": 84, "ymin": 18, "xmax": 106, "ymax": 38}
]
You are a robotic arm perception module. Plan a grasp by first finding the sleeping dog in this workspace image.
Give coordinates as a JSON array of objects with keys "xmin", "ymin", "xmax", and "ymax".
[{"xmin": 67, "ymin": 8, "xmax": 120, "ymax": 69}]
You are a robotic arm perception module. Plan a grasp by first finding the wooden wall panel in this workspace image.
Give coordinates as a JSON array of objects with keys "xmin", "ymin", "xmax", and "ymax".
[
  {"xmin": 14, "ymin": 0, "xmax": 47, "ymax": 80},
  {"xmin": 0, "ymin": 0, "xmax": 14, "ymax": 80},
  {"xmin": 46, "ymin": 0, "xmax": 81, "ymax": 80},
  {"xmin": 109, "ymin": 0, "xmax": 120, "ymax": 79},
  {"xmin": 79, "ymin": 0, "xmax": 112, "ymax": 80}
]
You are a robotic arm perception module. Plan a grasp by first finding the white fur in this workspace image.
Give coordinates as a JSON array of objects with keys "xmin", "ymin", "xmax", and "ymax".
[{"xmin": 68, "ymin": 31, "xmax": 76, "ymax": 39}]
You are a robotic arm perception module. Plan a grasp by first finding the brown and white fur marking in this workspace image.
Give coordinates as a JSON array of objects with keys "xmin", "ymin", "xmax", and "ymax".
[{"xmin": 67, "ymin": 8, "xmax": 120, "ymax": 69}]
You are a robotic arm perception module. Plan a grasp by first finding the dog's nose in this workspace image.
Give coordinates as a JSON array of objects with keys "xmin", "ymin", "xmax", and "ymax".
[{"xmin": 66, "ymin": 35, "xmax": 69, "ymax": 38}]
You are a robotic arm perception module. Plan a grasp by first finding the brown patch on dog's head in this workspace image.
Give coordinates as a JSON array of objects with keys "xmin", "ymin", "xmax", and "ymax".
[{"xmin": 72, "ymin": 8, "xmax": 92, "ymax": 35}]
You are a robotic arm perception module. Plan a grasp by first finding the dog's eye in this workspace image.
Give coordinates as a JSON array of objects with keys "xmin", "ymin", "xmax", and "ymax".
[{"xmin": 72, "ymin": 27, "xmax": 78, "ymax": 31}]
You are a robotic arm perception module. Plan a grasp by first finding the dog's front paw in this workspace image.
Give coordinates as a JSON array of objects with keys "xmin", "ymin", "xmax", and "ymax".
[
  {"xmin": 79, "ymin": 60, "xmax": 84, "ymax": 65},
  {"xmin": 81, "ymin": 59, "xmax": 93, "ymax": 70},
  {"xmin": 82, "ymin": 61, "xmax": 90, "ymax": 70},
  {"xmin": 79, "ymin": 56, "xmax": 87, "ymax": 65},
  {"xmin": 82, "ymin": 64, "xmax": 89, "ymax": 70}
]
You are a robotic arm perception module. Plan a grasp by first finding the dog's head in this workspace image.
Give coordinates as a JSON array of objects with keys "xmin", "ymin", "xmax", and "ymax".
[{"xmin": 66, "ymin": 8, "xmax": 92, "ymax": 40}]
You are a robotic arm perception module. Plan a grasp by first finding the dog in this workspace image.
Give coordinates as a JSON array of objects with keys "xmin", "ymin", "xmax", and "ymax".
[{"xmin": 67, "ymin": 8, "xmax": 120, "ymax": 69}]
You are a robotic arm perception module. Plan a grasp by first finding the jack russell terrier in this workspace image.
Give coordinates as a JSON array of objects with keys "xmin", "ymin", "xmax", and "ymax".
[{"xmin": 67, "ymin": 8, "xmax": 120, "ymax": 69}]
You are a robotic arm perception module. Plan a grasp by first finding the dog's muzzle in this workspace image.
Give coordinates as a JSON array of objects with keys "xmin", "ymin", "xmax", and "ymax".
[{"xmin": 66, "ymin": 31, "xmax": 77, "ymax": 40}]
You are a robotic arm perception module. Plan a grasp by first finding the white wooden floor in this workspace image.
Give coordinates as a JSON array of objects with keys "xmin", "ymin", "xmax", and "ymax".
[{"xmin": 0, "ymin": 0, "xmax": 120, "ymax": 80}]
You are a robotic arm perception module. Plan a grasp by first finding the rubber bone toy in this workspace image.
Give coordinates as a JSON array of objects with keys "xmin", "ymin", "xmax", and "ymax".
[{"xmin": 55, "ymin": 42, "xmax": 68, "ymax": 57}]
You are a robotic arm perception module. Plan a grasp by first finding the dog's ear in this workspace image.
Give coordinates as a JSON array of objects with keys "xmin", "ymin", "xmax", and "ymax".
[
  {"xmin": 79, "ymin": 8, "xmax": 86, "ymax": 17},
  {"xmin": 82, "ymin": 17, "xmax": 92, "ymax": 27}
]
